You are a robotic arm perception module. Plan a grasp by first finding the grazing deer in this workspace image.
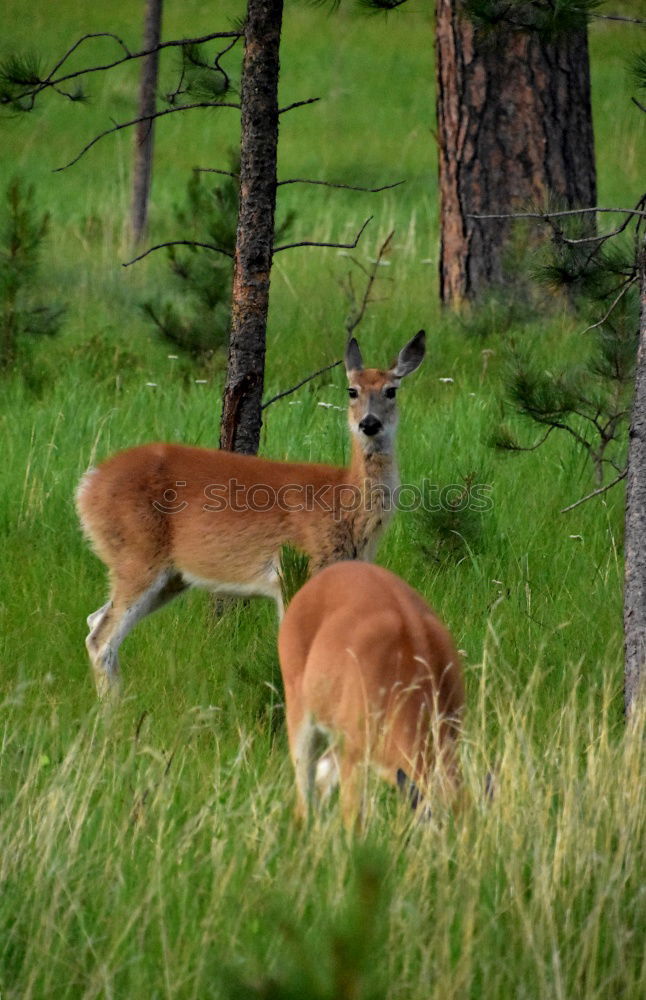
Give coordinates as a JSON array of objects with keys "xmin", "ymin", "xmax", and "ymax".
[
  {"xmin": 277, "ymin": 561, "xmax": 464, "ymax": 827},
  {"xmin": 76, "ymin": 331, "xmax": 425, "ymax": 697}
]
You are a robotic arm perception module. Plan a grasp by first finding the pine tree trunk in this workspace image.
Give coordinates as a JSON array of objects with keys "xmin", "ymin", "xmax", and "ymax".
[
  {"xmin": 131, "ymin": 0, "xmax": 163, "ymax": 244},
  {"xmin": 219, "ymin": 0, "xmax": 283, "ymax": 455},
  {"xmin": 435, "ymin": 0, "xmax": 596, "ymax": 305},
  {"xmin": 624, "ymin": 239, "xmax": 646, "ymax": 717}
]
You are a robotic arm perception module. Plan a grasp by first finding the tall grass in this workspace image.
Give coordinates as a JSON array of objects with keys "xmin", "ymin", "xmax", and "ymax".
[
  {"xmin": 1, "ymin": 662, "xmax": 643, "ymax": 999},
  {"xmin": 1, "ymin": 1, "xmax": 645, "ymax": 996}
]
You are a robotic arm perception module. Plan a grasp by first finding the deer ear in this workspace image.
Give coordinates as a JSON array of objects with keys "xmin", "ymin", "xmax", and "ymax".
[
  {"xmin": 391, "ymin": 330, "xmax": 425, "ymax": 379},
  {"xmin": 345, "ymin": 337, "xmax": 364, "ymax": 375}
]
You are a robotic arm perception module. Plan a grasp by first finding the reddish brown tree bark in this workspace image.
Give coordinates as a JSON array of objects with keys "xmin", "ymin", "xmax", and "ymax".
[
  {"xmin": 131, "ymin": 0, "xmax": 163, "ymax": 244},
  {"xmin": 219, "ymin": 0, "xmax": 283, "ymax": 455},
  {"xmin": 435, "ymin": 0, "xmax": 596, "ymax": 305}
]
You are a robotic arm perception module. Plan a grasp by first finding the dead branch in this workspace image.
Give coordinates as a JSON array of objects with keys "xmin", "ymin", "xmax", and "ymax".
[
  {"xmin": 194, "ymin": 171, "xmax": 404, "ymax": 194},
  {"xmin": 194, "ymin": 167, "xmax": 239, "ymax": 180},
  {"xmin": 277, "ymin": 178, "xmax": 404, "ymax": 193},
  {"xmin": 345, "ymin": 229, "xmax": 395, "ymax": 336},
  {"xmin": 263, "ymin": 231, "xmax": 394, "ymax": 410},
  {"xmin": 54, "ymin": 101, "xmax": 240, "ymax": 172},
  {"xmin": 261, "ymin": 360, "xmax": 343, "ymax": 410},
  {"xmin": 123, "ymin": 240, "xmax": 234, "ymax": 267},
  {"xmin": 469, "ymin": 200, "xmax": 646, "ymax": 251},
  {"xmin": 560, "ymin": 469, "xmax": 627, "ymax": 514},
  {"xmin": 591, "ymin": 12, "xmax": 646, "ymax": 25},
  {"xmin": 468, "ymin": 206, "xmax": 646, "ymax": 221},
  {"xmin": 274, "ymin": 216, "xmax": 372, "ymax": 253},
  {"xmin": 278, "ymin": 97, "xmax": 321, "ymax": 114}
]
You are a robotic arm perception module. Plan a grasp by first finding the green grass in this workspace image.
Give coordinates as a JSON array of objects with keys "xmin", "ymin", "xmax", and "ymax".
[{"xmin": 1, "ymin": 1, "xmax": 645, "ymax": 997}]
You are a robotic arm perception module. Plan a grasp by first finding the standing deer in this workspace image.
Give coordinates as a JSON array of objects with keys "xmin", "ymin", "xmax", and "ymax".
[
  {"xmin": 277, "ymin": 561, "xmax": 464, "ymax": 827},
  {"xmin": 76, "ymin": 331, "xmax": 425, "ymax": 697}
]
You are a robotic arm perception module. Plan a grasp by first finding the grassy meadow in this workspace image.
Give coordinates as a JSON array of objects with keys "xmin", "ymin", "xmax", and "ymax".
[{"xmin": 1, "ymin": 1, "xmax": 646, "ymax": 997}]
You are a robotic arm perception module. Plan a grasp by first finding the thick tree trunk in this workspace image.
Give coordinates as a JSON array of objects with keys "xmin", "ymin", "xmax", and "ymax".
[
  {"xmin": 219, "ymin": 0, "xmax": 283, "ymax": 455},
  {"xmin": 435, "ymin": 0, "xmax": 596, "ymax": 305},
  {"xmin": 624, "ymin": 240, "xmax": 646, "ymax": 717},
  {"xmin": 131, "ymin": 0, "xmax": 163, "ymax": 244}
]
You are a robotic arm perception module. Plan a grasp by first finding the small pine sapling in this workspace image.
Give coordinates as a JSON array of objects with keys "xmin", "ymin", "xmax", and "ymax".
[
  {"xmin": 0, "ymin": 178, "xmax": 64, "ymax": 372},
  {"xmin": 495, "ymin": 210, "xmax": 640, "ymax": 491}
]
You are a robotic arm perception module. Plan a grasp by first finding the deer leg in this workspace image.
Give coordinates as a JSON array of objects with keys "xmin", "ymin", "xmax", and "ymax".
[
  {"xmin": 86, "ymin": 571, "xmax": 186, "ymax": 698},
  {"xmin": 287, "ymin": 708, "xmax": 329, "ymax": 822},
  {"xmin": 87, "ymin": 601, "xmax": 111, "ymax": 631}
]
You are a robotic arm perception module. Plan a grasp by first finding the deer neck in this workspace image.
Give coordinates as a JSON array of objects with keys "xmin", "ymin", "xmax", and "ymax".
[
  {"xmin": 308, "ymin": 436, "xmax": 399, "ymax": 570},
  {"xmin": 343, "ymin": 437, "xmax": 399, "ymax": 561},
  {"xmin": 348, "ymin": 436, "xmax": 399, "ymax": 496}
]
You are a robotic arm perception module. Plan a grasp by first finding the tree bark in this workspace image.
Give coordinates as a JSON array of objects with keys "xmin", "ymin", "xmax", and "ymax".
[
  {"xmin": 219, "ymin": 0, "xmax": 283, "ymax": 455},
  {"xmin": 624, "ymin": 239, "xmax": 646, "ymax": 717},
  {"xmin": 131, "ymin": 0, "xmax": 163, "ymax": 245},
  {"xmin": 435, "ymin": 0, "xmax": 596, "ymax": 306}
]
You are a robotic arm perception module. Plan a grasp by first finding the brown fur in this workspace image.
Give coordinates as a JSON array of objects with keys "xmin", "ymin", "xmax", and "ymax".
[
  {"xmin": 277, "ymin": 561, "xmax": 465, "ymax": 827},
  {"xmin": 76, "ymin": 332, "xmax": 425, "ymax": 697}
]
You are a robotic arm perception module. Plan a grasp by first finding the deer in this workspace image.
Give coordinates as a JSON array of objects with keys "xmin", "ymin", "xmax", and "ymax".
[
  {"xmin": 76, "ymin": 330, "xmax": 425, "ymax": 697},
  {"xmin": 277, "ymin": 560, "xmax": 465, "ymax": 828}
]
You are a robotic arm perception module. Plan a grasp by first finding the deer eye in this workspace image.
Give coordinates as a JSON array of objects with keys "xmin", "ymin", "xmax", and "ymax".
[
  {"xmin": 348, "ymin": 388, "xmax": 359, "ymax": 399},
  {"xmin": 384, "ymin": 386, "xmax": 397, "ymax": 399}
]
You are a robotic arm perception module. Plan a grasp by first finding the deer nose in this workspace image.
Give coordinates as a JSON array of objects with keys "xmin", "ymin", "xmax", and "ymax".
[{"xmin": 359, "ymin": 415, "xmax": 382, "ymax": 437}]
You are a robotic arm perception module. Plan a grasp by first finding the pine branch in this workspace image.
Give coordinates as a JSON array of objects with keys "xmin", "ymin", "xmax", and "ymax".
[
  {"xmin": 165, "ymin": 37, "xmax": 241, "ymax": 105},
  {"xmin": 495, "ymin": 425, "xmax": 557, "ymax": 452},
  {"xmin": 274, "ymin": 216, "xmax": 372, "ymax": 253},
  {"xmin": 579, "ymin": 277, "xmax": 638, "ymax": 336},
  {"xmin": 3, "ymin": 31, "xmax": 243, "ymax": 107},
  {"xmin": 53, "ymin": 102, "xmax": 240, "ymax": 172}
]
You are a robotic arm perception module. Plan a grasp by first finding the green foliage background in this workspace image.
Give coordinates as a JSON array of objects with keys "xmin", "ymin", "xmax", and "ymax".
[{"xmin": 0, "ymin": 1, "xmax": 645, "ymax": 997}]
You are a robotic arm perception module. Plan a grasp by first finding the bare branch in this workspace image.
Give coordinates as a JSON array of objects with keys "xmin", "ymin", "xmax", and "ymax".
[
  {"xmin": 46, "ymin": 32, "xmax": 132, "ymax": 80},
  {"xmin": 123, "ymin": 240, "xmax": 234, "ymax": 267},
  {"xmin": 274, "ymin": 216, "xmax": 372, "ymax": 254},
  {"xmin": 195, "ymin": 172, "xmax": 404, "ymax": 194},
  {"xmin": 278, "ymin": 97, "xmax": 321, "ymax": 114},
  {"xmin": 54, "ymin": 101, "xmax": 240, "ymax": 172},
  {"xmin": 261, "ymin": 360, "xmax": 343, "ymax": 410},
  {"xmin": 560, "ymin": 469, "xmax": 627, "ymax": 514},
  {"xmin": 468, "ymin": 206, "xmax": 646, "ymax": 222},
  {"xmin": 277, "ymin": 178, "xmax": 404, "ymax": 193},
  {"xmin": 632, "ymin": 97, "xmax": 646, "ymax": 114},
  {"xmin": 346, "ymin": 229, "xmax": 394, "ymax": 336},
  {"xmin": 194, "ymin": 167, "xmax": 239, "ymax": 180},
  {"xmin": 590, "ymin": 12, "xmax": 646, "ymax": 25}
]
